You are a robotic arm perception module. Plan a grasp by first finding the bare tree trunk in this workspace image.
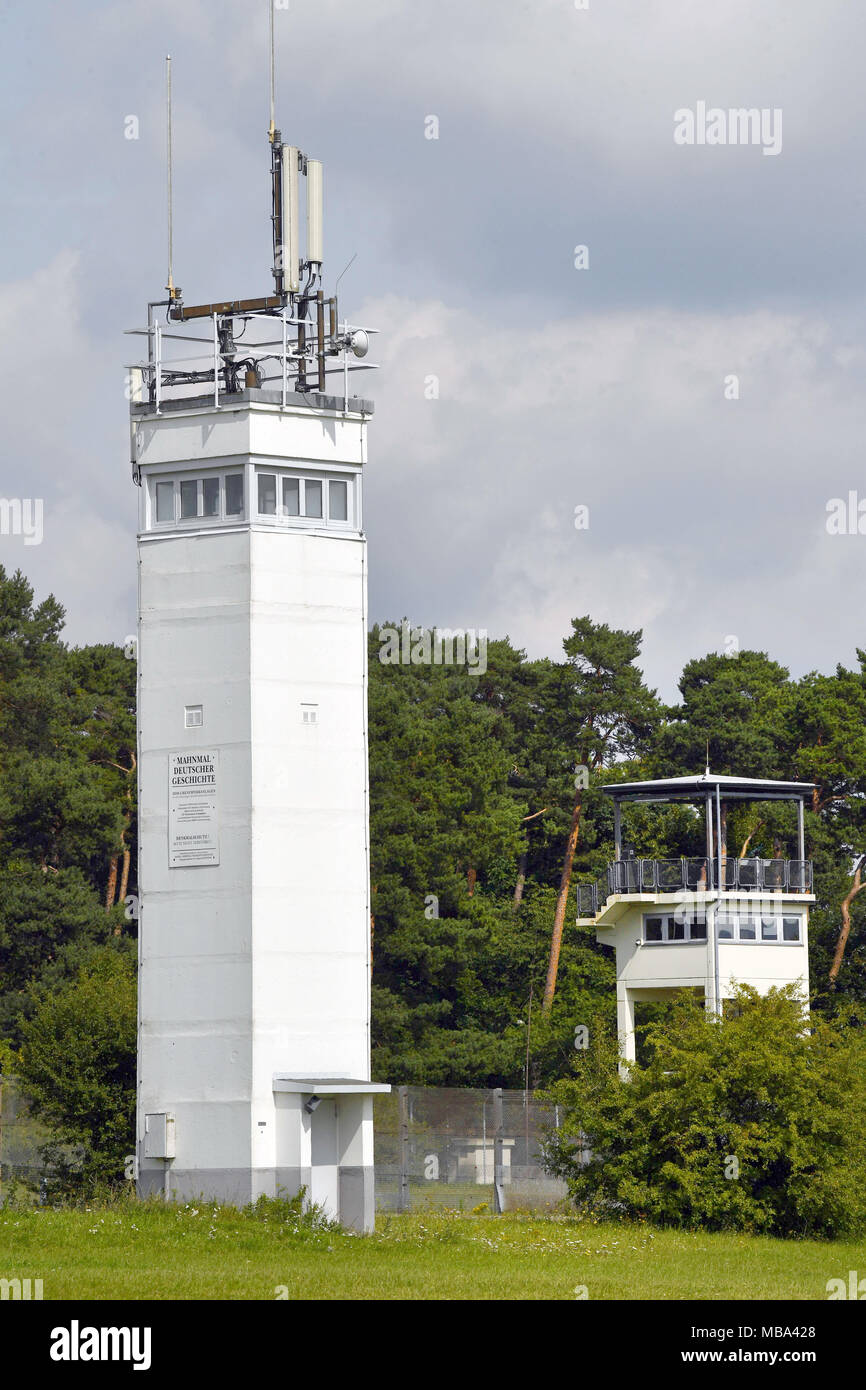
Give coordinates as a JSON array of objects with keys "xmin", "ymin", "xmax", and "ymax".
[
  {"xmin": 118, "ymin": 848, "xmax": 131, "ymax": 904},
  {"xmin": 512, "ymin": 809, "xmax": 547, "ymax": 909},
  {"xmin": 830, "ymin": 855, "xmax": 866, "ymax": 985},
  {"xmin": 542, "ymin": 793, "xmax": 583, "ymax": 1014},
  {"xmin": 105, "ymin": 855, "xmax": 118, "ymax": 912},
  {"xmin": 512, "ymin": 851, "xmax": 528, "ymax": 909},
  {"xmin": 467, "ymin": 867, "xmax": 476, "ymax": 897},
  {"xmin": 738, "ymin": 819, "xmax": 764, "ymax": 859}
]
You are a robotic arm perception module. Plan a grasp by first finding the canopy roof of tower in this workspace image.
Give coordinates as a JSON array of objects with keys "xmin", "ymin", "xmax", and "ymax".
[{"xmin": 602, "ymin": 773, "xmax": 815, "ymax": 804}]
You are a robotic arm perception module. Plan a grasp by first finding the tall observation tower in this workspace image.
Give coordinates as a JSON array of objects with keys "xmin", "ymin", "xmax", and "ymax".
[{"xmin": 127, "ymin": 44, "xmax": 387, "ymax": 1230}]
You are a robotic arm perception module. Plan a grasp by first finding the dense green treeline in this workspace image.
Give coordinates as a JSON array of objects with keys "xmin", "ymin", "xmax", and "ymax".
[{"xmin": 1, "ymin": 566, "xmax": 865, "ymax": 1121}]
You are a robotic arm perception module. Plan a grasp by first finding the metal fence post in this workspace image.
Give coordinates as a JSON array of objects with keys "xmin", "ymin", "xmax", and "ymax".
[
  {"xmin": 492, "ymin": 1087, "xmax": 505, "ymax": 1214},
  {"xmin": 398, "ymin": 1085, "xmax": 409, "ymax": 1213}
]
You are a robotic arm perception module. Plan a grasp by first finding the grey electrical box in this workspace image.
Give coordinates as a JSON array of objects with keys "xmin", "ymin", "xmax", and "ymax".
[{"xmin": 143, "ymin": 1111, "xmax": 176, "ymax": 1159}]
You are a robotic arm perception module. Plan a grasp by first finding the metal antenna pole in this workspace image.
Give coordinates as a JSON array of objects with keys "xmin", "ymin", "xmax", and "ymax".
[
  {"xmin": 335, "ymin": 252, "xmax": 357, "ymax": 297},
  {"xmin": 166, "ymin": 55, "xmax": 175, "ymax": 299},
  {"xmin": 268, "ymin": 0, "xmax": 275, "ymax": 142}
]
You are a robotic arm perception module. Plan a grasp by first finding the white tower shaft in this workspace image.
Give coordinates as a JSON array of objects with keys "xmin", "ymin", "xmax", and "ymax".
[{"xmin": 133, "ymin": 386, "xmax": 386, "ymax": 1228}]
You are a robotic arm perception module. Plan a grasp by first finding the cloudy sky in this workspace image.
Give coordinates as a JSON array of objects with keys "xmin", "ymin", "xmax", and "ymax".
[{"xmin": 2, "ymin": 0, "xmax": 866, "ymax": 699}]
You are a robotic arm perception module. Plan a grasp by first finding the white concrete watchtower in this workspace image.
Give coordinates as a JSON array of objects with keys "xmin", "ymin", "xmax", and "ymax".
[
  {"xmin": 129, "ymin": 73, "xmax": 387, "ymax": 1228},
  {"xmin": 577, "ymin": 773, "xmax": 814, "ymax": 1069}
]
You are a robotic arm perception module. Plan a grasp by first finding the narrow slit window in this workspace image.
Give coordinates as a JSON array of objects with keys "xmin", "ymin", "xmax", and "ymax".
[
  {"xmin": 180, "ymin": 479, "xmax": 199, "ymax": 519},
  {"xmin": 258, "ymin": 474, "xmax": 277, "ymax": 515},
  {"xmin": 329, "ymin": 479, "xmax": 348, "ymax": 521},
  {"xmin": 304, "ymin": 479, "xmax": 323, "ymax": 518},
  {"xmin": 225, "ymin": 474, "xmax": 244, "ymax": 516},
  {"xmin": 283, "ymin": 477, "xmax": 300, "ymax": 516},
  {"xmin": 155, "ymin": 481, "xmax": 174, "ymax": 523},
  {"xmin": 202, "ymin": 478, "xmax": 220, "ymax": 517}
]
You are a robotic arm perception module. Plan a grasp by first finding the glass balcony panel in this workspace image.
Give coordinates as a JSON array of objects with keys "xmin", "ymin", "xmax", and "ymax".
[
  {"xmin": 685, "ymin": 858, "xmax": 710, "ymax": 889},
  {"xmin": 640, "ymin": 860, "xmax": 656, "ymax": 890},
  {"xmin": 656, "ymin": 860, "xmax": 683, "ymax": 891}
]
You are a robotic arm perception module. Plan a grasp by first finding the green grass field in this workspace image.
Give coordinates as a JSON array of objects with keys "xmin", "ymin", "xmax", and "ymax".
[{"xmin": 1, "ymin": 1199, "xmax": 862, "ymax": 1300}]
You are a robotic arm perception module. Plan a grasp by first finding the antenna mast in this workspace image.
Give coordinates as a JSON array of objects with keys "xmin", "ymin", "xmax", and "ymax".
[
  {"xmin": 130, "ymin": 13, "xmax": 376, "ymax": 403},
  {"xmin": 165, "ymin": 55, "xmax": 178, "ymax": 302},
  {"xmin": 268, "ymin": 0, "xmax": 276, "ymax": 144}
]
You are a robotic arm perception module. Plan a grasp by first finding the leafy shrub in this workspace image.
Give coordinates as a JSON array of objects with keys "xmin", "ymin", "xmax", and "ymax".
[
  {"xmin": 16, "ymin": 947, "xmax": 136, "ymax": 1195},
  {"xmin": 543, "ymin": 985, "xmax": 866, "ymax": 1238}
]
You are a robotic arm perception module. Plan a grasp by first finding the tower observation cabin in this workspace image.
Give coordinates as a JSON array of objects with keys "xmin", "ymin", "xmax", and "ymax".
[{"xmin": 575, "ymin": 773, "xmax": 814, "ymax": 1066}]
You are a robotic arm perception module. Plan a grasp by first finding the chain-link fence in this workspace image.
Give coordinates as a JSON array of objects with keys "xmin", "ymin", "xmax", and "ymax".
[
  {"xmin": 374, "ymin": 1087, "xmax": 572, "ymax": 1213},
  {"xmin": 1, "ymin": 1077, "xmax": 576, "ymax": 1214}
]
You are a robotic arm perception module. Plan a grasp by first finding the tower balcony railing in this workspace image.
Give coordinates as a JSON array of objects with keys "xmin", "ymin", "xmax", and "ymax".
[
  {"xmin": 125, "ymin": 307, "xmax": 377, "ymax": 416},
  {"xmin": 576, "ymin": 857, "xmax": 813, "ymax": 918}
]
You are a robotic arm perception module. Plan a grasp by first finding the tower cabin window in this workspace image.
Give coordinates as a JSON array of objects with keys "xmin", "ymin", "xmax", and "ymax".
[
  {"xmin": 151, "ymin": 474, "xmax": 245, "ymax": 526},
  {"xmin": 305, "ymin": 479, "xmax": 323, "ymax": 518},
  {"xmin": 225, "ymin": 475, "xmax": 244, "ymax": 516},
  {"xmin": 254, "ymin": 471, "xmax": 354, "ymax": 527},
  {"xmin": 258, "ymin": 474, "xmax": 277, "ymax": 515},
  {"xmin": 155, "ymin": 481, "xmax": 174, "ymax": 523},
  {"xmin": 180, "ymin": 479, "xmax": 198, "ymax": 519},
  {"xmin": 643, "ymin": 913, "xmax": 706, "ymax": 943},
  {"xmin": 647, "ymin": 911, "xmax": 803, "ymax": 944},
  {"xmin": 203, "ymin": 478, "xmax": 220, "ymax": 516},
  {"xmin": 330, "ymin": 480, "xmax": 348, "ymax": 521},
  {"xmin": 283, "ymin": 477, "xmax": 300, "ymax": 515}
]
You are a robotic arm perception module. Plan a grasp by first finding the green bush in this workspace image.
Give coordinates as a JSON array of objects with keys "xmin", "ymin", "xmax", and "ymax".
[
  {"xmin": 15, "ymin": 946, "xmax": 136, "ymax": 1195},
  {"xmin": 543, "ymin": 985, "xmax": 866, "ymax": 1239}
]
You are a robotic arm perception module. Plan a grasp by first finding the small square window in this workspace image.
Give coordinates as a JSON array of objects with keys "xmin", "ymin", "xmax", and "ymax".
[
  {"xmin": 761, "ymin": 917, "xmax": 778, "ymax": 941},
  {"xmin": 739, "ymin": 918, "xmax": 757, "ymax": 941},
  {"xmin": 155, "ymin": 481, "xmax": 174, "ymax": 523},
  {"xmin": 301, "ymin": 705, "xmax": 318, "ymax": 726},
  {"xmin": 645, "ymin": 917, "xmax": 663, "ymax": 942},
  {"xmin": 330, "ymin": 479, "xmax": 348, "ymax": 521},
  {"xmin": 690, "ymin": 917, "xmax": 707, "ymax": 940},
  {"xmin": 717, "ymin": 915, "xmax": 735, "ymax": 939},
  {"xmin": 202, "ymin": 478, "xmax": 220, "ymax": 516},
  {"xmin": 184, "ymin": 705, "xmax": 203, "ymax": 729},
  {"xmin": 225, "ymin": 475, "xmax": 244, "ymax": 516},
  {"xmin": 283, "ymin": 477, "xmax": 300, "ymax": 516},
  {"xmin": 304, "ymin": 479, "xmax": 323, "ymax": 518},
  {"xmin": 258, "ymin": 474, "xmax": 277, "ymax": 515},
  {"xmin": 782, "ymin": 917, "xmax": 800, "ymax": 942},
  {"xmin": 180, "ymin": 479, "xmax": 199, "ymax": 519}
]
